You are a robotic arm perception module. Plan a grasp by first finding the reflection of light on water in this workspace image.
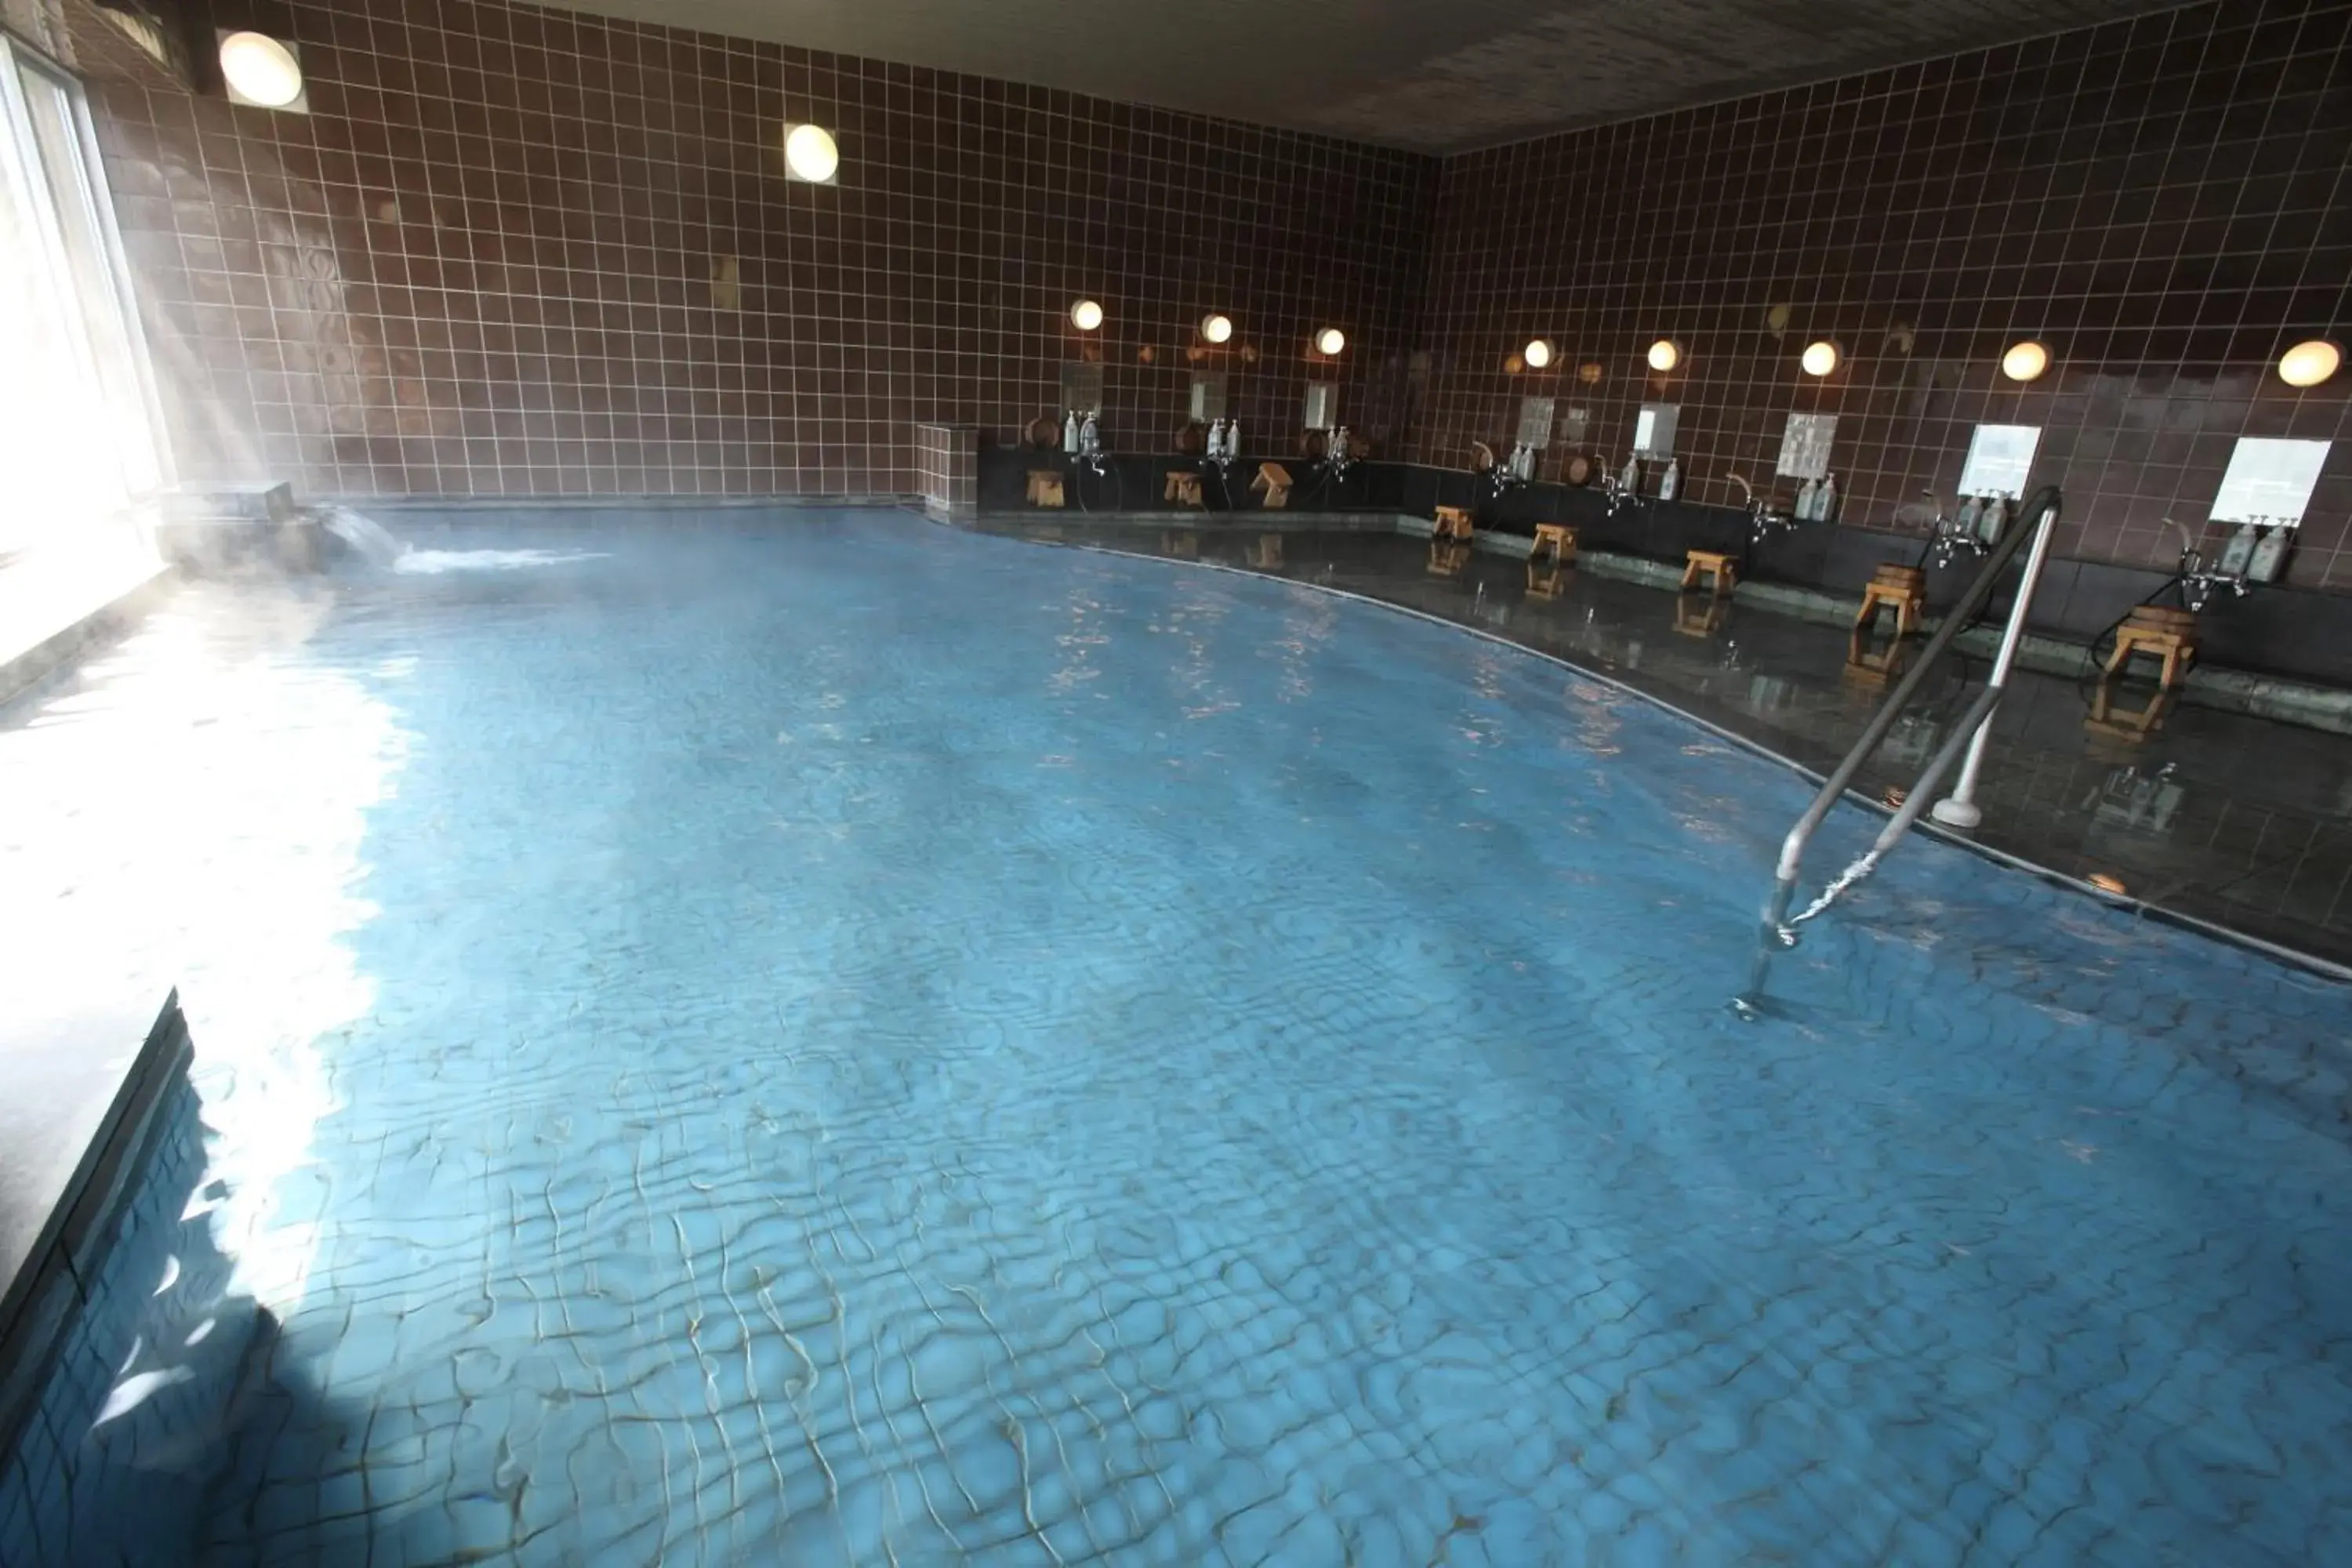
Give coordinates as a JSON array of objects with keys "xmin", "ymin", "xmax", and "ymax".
[
  {"xmin": 393, "ymin": 548, "xmax": 609, "ymax": 573},
  {"xmin": 0, "ymin": 589, "xmax": 405, "ymax": 1319}
]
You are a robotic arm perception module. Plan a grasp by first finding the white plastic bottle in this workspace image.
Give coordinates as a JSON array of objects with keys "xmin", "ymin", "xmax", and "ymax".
[
  {"xmin": 1659, "ymin": 457, "xmax": 1681, "ymax": 501},
  {"xmin": 1620, "ymin": 452, "xmax": 1641, "ymax": 493},
  {"xmin": 2220, "ymin": 521, "xmax": 2259, "ymax": 577},
  {"xmin": 1228, "ymin": 419, "xmax": 1242, "ymax": 458},
  {"xmin": 1816, "ymin": 472, "xmax": 1837, "ymax": 523},
  {"xmin": 1978, "ymin": 493, "xmax": 2008, "ymax": 544},
  {"xmin": 1795, "ymin": 477, "xmax": 1818, "ymax": 521},
  {"xmin": 1062, "ymin": 411, "xmax": 1079, "ymax": 453},
  {"xmin": 1955, "ymin": 494, "xmax": 1983, "ymax": 539},
  {"xmin": 2249, "ymin": 524, "xmax": 2292, "ymax": 583}
]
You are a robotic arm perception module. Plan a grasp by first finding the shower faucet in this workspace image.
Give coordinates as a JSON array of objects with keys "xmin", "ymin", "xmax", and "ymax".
[
  {"xmin": 1324, "ymin": 425, "xmax": 1355, "ymax": 481},
  {"xmin": 1595, "ymin": 456, "xmax": 1642, "ymax": 517},
  {"xmin": 2172, "ymin": 521, "xmax": 2250, "ymax": 612},
  {"xmin": 1078, "ymin": 413, "xmax": 1112, "ymax": 475},
  {"xmin": 1489, "ymin": 442, "xmax": 1531, "ymax": 495},
  {"xmin": 1726, "ymin": 473, "xmax": 1788, "ymax": 542}
]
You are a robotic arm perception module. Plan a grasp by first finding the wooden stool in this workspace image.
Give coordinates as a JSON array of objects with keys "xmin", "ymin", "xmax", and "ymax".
[
  {"xmin": 1249, "ymin": 534, "xmax": 1283, "ymax": 568},
  {"xmin": 1674, "ymin": 593, "xmax": 1729, "ymax": 637},
  {"xmin": 1530, "ymin": 522, "xmax": 1578, "ymax": 567},
  {"xmin": 1253, "ymin": 463, "xmax": 1293, "ymax": 508},
  {"xmin": 1163, "ymin": 470, "xmax": 1204, "ymax": 507},
  {"xmin": 1842, "ymin": 630, "xmax": 1909, "ymax": 691},
  {"xmin": 2104, "ymin": 606, "xmax": 2198, "ymax": 689},
  {"xmin": 1854, "ymin": 564, "xmax": 1926, "ymax": 638},
  {"xmin": 1433, "ymin": 506, "xmax": 1474, "ymax": 543},
  {"xmin": 1025, "ymin": 470, "xmax": 1065, "ymax": 508},
  {"xmin": 2087, "ymin": 679, "xmax": 2176, "ymax": 742},
  {"xmin": 1681, "ymin": 550, "xmax": 1737, "ymax": 596}
]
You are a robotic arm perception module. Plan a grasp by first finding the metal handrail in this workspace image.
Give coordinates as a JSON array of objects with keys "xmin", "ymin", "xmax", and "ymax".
[{"xmin": 1740, "ymin": 485, "xmax": 2063, "ymax": 1009}]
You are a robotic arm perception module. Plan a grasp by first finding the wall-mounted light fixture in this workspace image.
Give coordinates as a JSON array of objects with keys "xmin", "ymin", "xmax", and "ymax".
[
  {"xmin": 1800, "ymin": 339, "xmax": 1842, "ymax": 376},
  {"xmin": 783, "ymin": 124, "xmax": 840, "ymax": 183},
  {"xmin": 1523, "ymin": 338, "xmax": 1555, "ymax": 369},
  {"xmin": 2279, "ymin": 339, "xmax": 2342, "ymax": 388},
  {"xmin": 1200, "ymin": 313, "xmax": 1234, "ymax": 344},
  {"xmin": 1316, "ymin": 327, "xmax": 1346, "ymax": 356},
  {"xmin": 2001, "ymin": 339, "xmax": 2050, "ymax": 382},
  {"xmin": 218, "ymin": 31, "xmax": 305, "ymax": 110},
  {"xmin": 1070, "ymin": 299, "xmax": 1104, "ymax": 331},
  {"xmin": 1646, "ymin": 338, "xmax": 1682, "ymax": 372},
  {"xmin": 1577, "ymin": 361, "xmax": 1604, "ymax": 385}
]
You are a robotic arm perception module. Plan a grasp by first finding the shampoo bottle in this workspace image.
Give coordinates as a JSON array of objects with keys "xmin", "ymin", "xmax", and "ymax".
[
  {"xmin": 1955, "ymin": 494, "xmax": 1983, "ymax": 539},
  {"xmin": 1062, "ymin": 411, "xmax": 1079, "ymax": 453},
  {"xmin": 1620, "ymin": 452, "xmax": 1641, "ymax": 493},
  {"xmin": 1659, "ymin": 457, "xmax": 1681, "ymax": 501},
  {"xmin": 1816, "ymin": 473, "xmax": 1838, "ymax": 524},
  {"xmin": 1795, "ymin": 477, "xmax": 1819, "ymax": 521},
  {"xmin": 1978, "ymin": 493, "xmax": 2008, "ymax": 544},
  {"xmin": 2219, "ymin": 521, "xmax": 2259, "ymax": 577},
  {"xmin": 2249, "ymin": 524, "xmax": 2292, "ymax": 583}
]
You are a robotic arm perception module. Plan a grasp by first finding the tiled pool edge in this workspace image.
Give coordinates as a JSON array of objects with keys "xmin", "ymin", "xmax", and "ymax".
[
  {"xmin": 0, "ymin": 564, "xmax": 176, "ymax": 713},
  {"xmin": 977, "ymin": 519, "xmax": 2352, "ymax": 990},
  {"xmin": 0, "ymin": 993, "xmax": 194, "ymax": 1475},
  {"xmin": 0, "ymin": 996, "xmax": 260, "ymax": 1566}
]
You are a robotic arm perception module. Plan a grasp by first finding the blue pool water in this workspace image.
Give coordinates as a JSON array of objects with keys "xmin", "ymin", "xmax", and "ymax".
[{"xmin": 5, "ymin": 513, "xmax": 2351, "ymax": 1565}]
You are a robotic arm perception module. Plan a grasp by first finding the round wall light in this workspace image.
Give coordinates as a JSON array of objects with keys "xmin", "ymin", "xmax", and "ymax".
[
  {"xmin": 219, "ymin": 31, "xmax": 303, "ymax": 108},
  {"xmin": 2001, "ymin": 339, "xmax": 2050, "ymax": 382},
  {"xmin": 1523, "ymin": 338, "xmax": 1555, "ymax": 369},
  {"xmin": 2279, "ymin": 338, "xmax": 2342, "ymax": 388},
  {"xmin": 1577, "ymin": 361, "xmax": 1604, "ymax": 385},
  {"xmin": 1801, "ymin": 339, "xmax": 1842, "ymax": 376},
  {"xmin": 1316, "ymin": 327, "xmax": 1346, "ymax": 356},
  {"xmin": 1070, "ymin": 299, "xmax": 1104, "ymax": 332},
  {"xmin": 1646, "ymin": 338, "xmax": 1682, "ymax": 372},
  {"xmin": 783, "ymin": 124, "xmax": 840, "ymax": 183},
  {"xmin": 1200, "ymin": 313, "xmax": 1234, "ymax": 344}
]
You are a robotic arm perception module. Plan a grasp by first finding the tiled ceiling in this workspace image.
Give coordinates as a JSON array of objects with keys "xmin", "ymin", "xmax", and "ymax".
[{"xmin": 539, "ymin": 0, "xmax": 2187, "ymax": 150}]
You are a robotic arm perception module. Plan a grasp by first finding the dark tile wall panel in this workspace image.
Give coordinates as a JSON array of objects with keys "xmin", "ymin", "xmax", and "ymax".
[
  {"xmin": 70, "ymin": 0, "xmax": 1432, "ymax": 499},
  {"xmin": 1411, "ymin": 0, "xmax": 2352, "ymax": 589}
]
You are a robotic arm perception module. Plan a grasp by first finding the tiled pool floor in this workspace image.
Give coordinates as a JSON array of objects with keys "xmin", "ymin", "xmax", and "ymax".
[
  {"xmin": 970, "ymin": 519, "xmax": 2352, "ymax": 971},
  {"xmin": 2, "ymin": 512, "xmax": 2350, "ymax": 1565}
]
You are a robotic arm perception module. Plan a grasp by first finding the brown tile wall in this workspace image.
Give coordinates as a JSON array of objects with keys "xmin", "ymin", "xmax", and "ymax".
[
  {"xmin": 913, "ymin": 420, "xmax": 975, "ymax": 514},
  {"xmin": 1411, "ymin": 0, "xmax": 2352, "ymax": 589},
  {"xmin": 67, "ymin": 0, "xmax": 1431, "ymax": 499}
]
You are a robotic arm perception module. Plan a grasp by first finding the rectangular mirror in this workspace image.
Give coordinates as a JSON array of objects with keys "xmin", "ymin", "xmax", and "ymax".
[
  {"xmin": 2211, "ymin": 437, "xmax": 2329, "ymax": 526},
  {"xmin": 1957, "ymin": 423, "xmax": 2040, "ymax": 497},
  {"xmin": 1515, "ymin": 396, "xmax": 1556, "ymax": 449},
  {"xmin": 1633, "ymin": 402, "xmax": 1679, "ymax": 456},
  {"xmin": 1301, "ymin": 382, "xmax": 1338, "ymax": 430},
  {"xmin": 1189, "ymin": 371, "xmax": 1227, "ymax": 423},
  {"xmin": 1060, "ymin": 361, "xmax": 1104, "ymax": 416},
  {"xmin": 1776, "ymin": 412, "xmax": 1837, "ymax": 479}
]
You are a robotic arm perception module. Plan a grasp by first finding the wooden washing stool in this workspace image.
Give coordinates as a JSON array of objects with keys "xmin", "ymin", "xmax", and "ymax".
[
  {"xmin": 2105, "ymin": 605, "xmax": 2198, "ymax": 689},
  {"xmin": 1163, "ymin": 470, "xmax": 1204, "ymax": 506},
  {"xmin": 1855, "ymin": 564, "xmax": 1926, "ymax": 637},
  {"xmin": 1674, "ymin": 593, "xmax": 1729, "ymax": 637},
  {"xmin": 1253, "ymin": 463, "xmax": 1293, "ymax": 507},
  {"xmin": 1681, "ymin": 550, "xmax": 1737, "ymax": 596},
  {"xmin": 1530, "ymin": 522, "xmax": 1577, "ymax": 567},
  {"xmin": 1433, "ymin": 506, "xmax": 1474, "ymax": 543},
  {"xmin": 1025, "ymin": 470, "xmax": 1065, "ymax": 508}
]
